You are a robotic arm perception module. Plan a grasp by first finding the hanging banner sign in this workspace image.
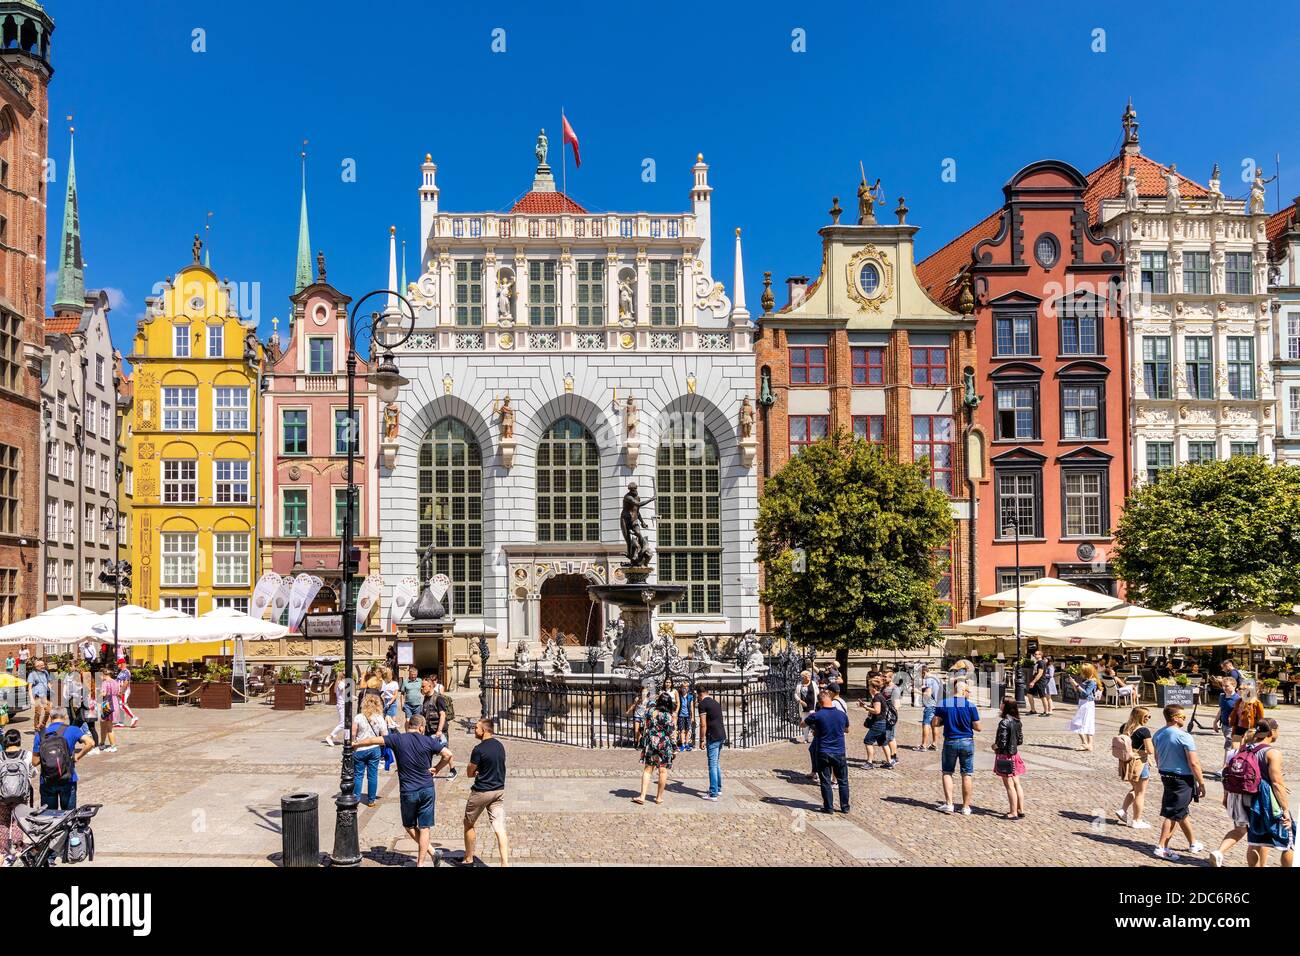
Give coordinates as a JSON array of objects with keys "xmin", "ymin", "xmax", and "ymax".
[{"xmin": 250, "ymin": 572, "xmax": 282, "ymax": 620}]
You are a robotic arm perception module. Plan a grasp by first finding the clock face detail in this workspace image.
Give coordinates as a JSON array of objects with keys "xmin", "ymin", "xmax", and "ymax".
[
  {"xmin": 188, "ymin": 295, "xmax": 205, "ymax": 311},
  {"xmin": 859, "ymin": 263, "xmax": 881, "ymax": 296}
]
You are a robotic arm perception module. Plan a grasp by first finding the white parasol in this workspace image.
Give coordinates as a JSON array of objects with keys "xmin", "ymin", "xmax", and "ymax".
[
  {"xmin": 1036, "ymin": 603, "xmax": 1240, "ymax": 648},
  {"xmin": 980, "ymin": 576, "xmax": 1121, "ymax": 611}
]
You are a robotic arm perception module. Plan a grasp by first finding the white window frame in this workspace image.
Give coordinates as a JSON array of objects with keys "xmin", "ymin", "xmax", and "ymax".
[
  {"xmin": 214, "ymin": 532, "xmax": 250, "ymax": 586},
  {"xmin": 161, "ymin": 532, "xmax": 198, "ymax": 587},
  {"xmin": 63, "ymin": 442, "xmax": 75, "ymax": 481},
  {"xmin": 162, "ymin": 459, "xmax": 198, "ymax": 504},
  {"xmin": 62, "ymin": 559, "xmax": 74, "ymax": 596},
  {"xmin": 45, "ymin": 558, "xmax": 58, "ymax": 596},
  {"xmin": 207, "ymin": 323, "xmax": 224, "ymax": 358},
  {"xmin": 214, "ymin": 596, "xmax": 250, "ymax": 614},
  {"xmin": 214, "ymin": 386, "xmax": 249, "ymax": 430},
  {"xmin": 45, "ymin": 500, "xmax": 57, "ymax": 539},
  {"xmin": 162, "ymin": 386, "xmax": 198, "ymax": 431},
  {"xmin": 46, "ymin": 441, "xmax": 58, "ymax": 476},
  {"xmin": 214, "ymin": 459, "xmax": 250, "ymax": 504},
  {"xmin": 100, "ymin": 456, "xmax": 110, "ymax": 494},
  {"xmin": 85, "ymin": 397, "xmax": 97, "ymax": 435},
  {"xmin": 83, "ymin": 504, "xmax": 96, "ymax": 545},
  {"xmin": 161, "ymin": 596, "xmax": 197, "ymax": 617},
  {"xmin": 62, "ymin": 502, "xmax": 74, "ymax": 544},
  {"xmin": 94, "ymin": 355, "xmax": 105, "ymax": 387},
  {"xmin": 173, "ymin": 323, "xmax": 191, "ymax": 358}
]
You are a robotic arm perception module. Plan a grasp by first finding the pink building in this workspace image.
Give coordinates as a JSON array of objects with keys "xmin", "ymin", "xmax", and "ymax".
[{"xmin": 259, "ymin": 256, "xmax": 380, "ymax": 617}]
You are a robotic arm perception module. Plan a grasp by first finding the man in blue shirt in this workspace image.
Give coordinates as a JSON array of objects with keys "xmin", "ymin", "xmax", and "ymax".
[
  {"xmin": 1215, "ymin": 678, "xmax": 1240, "ymax": 756},
  {"xmin": 355, "ymin": 712, "xmax": 455, "ymax": 867},
  {"xmin": 931, "ymin": 683, "xmax": 982, "ymax": 815},
  {"xmin": 32, "ymin": 707, "xmax": 94, "ymax": 810},
  {"xmin": 1152, "ymin": 705, "xmax": 1206, "ymax": 862},
  {"xmin": 804, "ymin": 690, "xmax": 850, "ymax": 813}
]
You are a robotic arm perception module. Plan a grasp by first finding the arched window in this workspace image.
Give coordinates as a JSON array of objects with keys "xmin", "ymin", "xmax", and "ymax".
[
  {"xmin": 418, "ymin": 418, "xmax": 482, "ymax": 615},
  {"xmin": 656, "ymin": 416, "xmax": 721, "ymax": 615},
  {"xmin": 536, "ymin": 417, "xmax": 600, "ymax": 543}
]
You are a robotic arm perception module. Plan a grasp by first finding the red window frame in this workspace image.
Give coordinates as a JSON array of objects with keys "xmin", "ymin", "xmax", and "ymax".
[
  {"xmin": 910, "ymin": 345, "xmax": 949, "ymax": 386},
  {"xmin": 852, "ymin": 415, "xmax": 886, "ymax": 444},
  {"xmin": 788, "ymin": 415, "xmax": 829, "ymax": 455},
  {"xmin": 912, "ymin": 415, "xmax": 955, "ymax": 494},
  {"xmin": 851, "ymin": 346, "xmax": 885, "ymax": 385},
  {"xmin": 789, "ymin": 346, "xmax": 827, "ymax": 385}
]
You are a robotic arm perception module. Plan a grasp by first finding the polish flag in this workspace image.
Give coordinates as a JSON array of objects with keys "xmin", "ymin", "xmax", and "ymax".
[{"xmin": 562, "ymin": 113, "xmax": 581, "ymax": 168}]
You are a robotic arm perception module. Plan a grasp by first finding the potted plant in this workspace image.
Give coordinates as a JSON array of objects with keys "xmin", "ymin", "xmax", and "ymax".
[
  {"xmin": 128, "ymin": 662, "xmax": 160, "ymax": 709},
  {"xmin": 1260, "ymin": 678, "xmax": 1280, "ymax": 709},
  {"xmin": 273, "ymin": 666, "xmax": 306, "ymax": 711},
  {"xmin": 200, "ymin": 663, "xmax": 234, "ymax": 709}
]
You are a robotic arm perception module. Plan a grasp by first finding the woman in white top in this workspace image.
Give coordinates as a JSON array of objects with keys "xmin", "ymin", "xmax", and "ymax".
[
  {"xmin": 325, "ymin": 671, "xmax": 349, "ymax": 746},
  {"xmin": 380, "ymin": 666, "xmax": 401, "ymax": 731},
  {"xmin": 351, "ymin": 694, "xmax": 388, "ymax": 807}
]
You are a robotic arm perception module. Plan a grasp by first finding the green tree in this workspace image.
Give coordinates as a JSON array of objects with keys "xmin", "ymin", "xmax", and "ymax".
[
  {"xmin": 1112, "ymin": 456, "xmax": 1300, "ymax": 615},
  {"xmin": 757, "ymin": 431, "xmax": 955, "ymax": 654}
]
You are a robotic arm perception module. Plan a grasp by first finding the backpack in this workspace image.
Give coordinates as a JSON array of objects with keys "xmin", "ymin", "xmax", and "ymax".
[
  {"xmin": 1111, "ymin": 733, "xmax": 1135, "ymax": 761},
  {"xmin": 0, "ymin": 750, "xmax": 31, "ymax": 805},
  {"xmin": 882, "ymin": 695, "xmax": 898, "ymax": 728},
  {"xmin": 442, "ymin": 694, "xmax": 456, "ymax": 722},
  {"xmin": 1223, "ymin": 744, "xmax": 1267, "ymax": 795},
  {"xmin": 38, "ymin": 729, "xmax": 73, "ymax": 785}
]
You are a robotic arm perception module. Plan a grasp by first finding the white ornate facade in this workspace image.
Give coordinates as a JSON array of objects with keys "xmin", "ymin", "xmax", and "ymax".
[
  {"xmin": 1097, "ymin": 131, "xmax": 1276, "ymax": 482},
  {"xmin": 1267, "ymin": 200, "xmax": 1300, "ymax": 465},
  {"xmin": 379, "ymin": 141, "xmax": 758, "ymax": 649}
]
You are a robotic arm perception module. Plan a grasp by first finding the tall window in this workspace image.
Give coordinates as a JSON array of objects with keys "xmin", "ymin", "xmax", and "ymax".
[
  {"xmin": 86, "ymin": 397, "xmax": 97, "ymax": 435},
  {"xmin": 576, "ymin": 260, "xmax": 605, "ymax": 325},
  {"xmin": 994, "ymin": 385, "xmax": 1038, "ymax": 440},
  {"xmin": 45, "ymin": 558, "xmax": 58, "ymax": 596},
  {"xmin": 1062, "ymin": 470, "xmax": 1106, "ymax": 537},
  {"xmin": 207, "ymin": 323, "xmax": 224, "ymax": 358},
  {"xmin": 1061, "ymin": 384, "xmax": 1102, "ymax": 439},
  {"xmin": 1226, "ymin": 337, "xmax": 1255, "ymax": 399},
  {"xmin": 214, "ymin": 460, "xmax": 250, "ymax": 504},
  {"xmin": 1140, "ymin": 252, "xmax": 1168, "ymax": 295},
  {"xmin": 63, "ymin": 442, "xmax": 74, "ymax": 480},
  {"xmin": 308, "ymin": 337, "xmax": 333, "ymax": 374},
  {"xmin": 418, "ymin": 418, "xmax": 483, "ymax": 616},
  {"xmin": 1059, "ymin": 301, "xmax": 1100, "ymax": 355},
  {"xmin": 163, "ymin": 460, "xmax": 197, "ymax": 504},
  {"xmin": 657, "ymin": 417, "xmax": 721, "ymax": 615},
  {"xmin": 528, "ymin": 260, "xmax": 557, "ymax": 326},
  {"xmin": 214, "ymin": 532, "xmax": 250, "ymax": 586},
  {"xmin": 536, "ymin": 417, "xmax": 600, "ymax": 543},
  {"xmin": 83, "ymin": 504, "xmax": 95, "ymax": 544},
  {"xmin": 789, "ymin": 346, "xmax": 827, "ymax": 384},
  {"xmin": 84, "ymin": 452, "xmax": 96, "ymax": 487},
  {"xmin": 788, "ymin": 415, "xmax": 828, "ymax": 456},
  {"xmin": 454, "ymin": 260, "xmax": 483, "ymax": 326},
  {"xmin": 648, "ymin": 261, "xmax": 678, "ymax": 326},
  {"xmin": 1145, "ymin": 442, "xmax": 1173, "ymax": 483},
  {"xmin": 0, "ymin": 444, "xmax": 15, "ymax": 535},
  {"xmin": 1291, "ymin": 389, "xmax": 1300, "ymax": 435},
  {"xmin": 162, "ymin": 386, "xmax": 198, "ymax": 430},
  {"xmin": 851, "ymin": 346, "xmax": 884, "ymax": 385},
  {"xmin": 215, "ymin": 386, "xmax": 249, "ymax": 430},
  {"xmin": 1288, "ymin": 314, "xmax": 1300, "ymax": 361},
  {"xmin": 912, "ymin": 416, "xmax": 955, "ymax": 494},
  {"xmin": 1225, "ymin": 253, "xmax": 1252, "ymax": 295},
  {"xmin": 282, "ymin": 410, "xmax": 307, "ymax": 455},
  {"xmin": 996, "ymin": 470, "xmax": 1041, "ymax": 538},
  {"xmin": 45, "ymin": 500, "xmax": 57, "ymax": 539},
  {"xmin": 994, "ymin": 311, "xmax": 1035, "ymax": 356},
  {"xmin": 100, "ymin": 400, "xmax": 110, "ymax": 436},
  {"xmin": 1187, "ymin": 441, "xmax": 1216, "ymax": 464},
  {"xmin": 0, "ymin": 310, "xmax": 21, "ymax": 392},
  {"xmin": 161, "ymin": 532, "xmax": 198, "ymax": 586},
  {"xmin": 334, "ymin": 487, "xmax": 360, "ymax": 537},
  {"xmin": 173, "ymin": 324, "xmax": 191, "ymax": 358},
  {"xmin": 1142, "ymin": 336, "xmax": 1171, "ymax": 399},
  {"xmin": 47, "ymin": 441, "xmax": 58, "ymax": 476},
  {"xmin": 934, "ymin": 543, "xmax": 953, "ymax": 627},
  {"xmin": 911, "ymin": 341, "xmax": 949, "ymax": 385},
  {"xmin": 282, "ymin": 489, "xmax": 307, "ymax": 536},
  {"xmin": 62, "ymin": 502, "xmax": 73, "ymax": 544},
  {"xmin": 1183, "ymin": 252, "xmax": 1210, "ymax": 294},
  {"xmin": 0, "ymin": 566, "xmax": 16, "ymax": 626},
  {"xmin": 852, "ymin": 415, "xmax": 885, "ymax": 444},
  {"xmin": 334, "ymin": 409, "xmax": 360, "ymax": 455},
  {"xmin": 63, "ymin": 561, "xmax": 74, "ymax": 597},
  {"xmin": 1184, "ymin": 336, "xmax": 1214, "ymax": 399},
  {"xmin": 1230, "ymin": 442, "xmax": 1259, "ymax": 458}
]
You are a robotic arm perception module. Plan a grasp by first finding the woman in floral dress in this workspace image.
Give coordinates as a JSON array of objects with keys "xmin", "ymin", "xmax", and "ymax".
[{"xmin": 633, "ymin": 692, "xmax": 676, "ymax": 805}]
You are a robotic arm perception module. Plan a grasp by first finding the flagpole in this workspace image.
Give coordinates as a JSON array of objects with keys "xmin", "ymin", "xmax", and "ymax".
[{"xmin": 561, "ymin": 108, "xmax": 567, "ymax": 196}]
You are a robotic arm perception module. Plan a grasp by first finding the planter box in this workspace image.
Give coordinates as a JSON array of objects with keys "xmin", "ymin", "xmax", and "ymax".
[
  {"xmin": 199, "ymin": 682, "xmax": 233, "ymax": 710},
  {"xmin": 273, "ymin": 683, "xmax": 307, "ymax": 711},
  {"xmin": 1261, "ymin": 693, "xmax": 1279, "ymax": 709},
  {"xmin": 130, "ymin": 682, "xmax": 160, "ymax": 709}
]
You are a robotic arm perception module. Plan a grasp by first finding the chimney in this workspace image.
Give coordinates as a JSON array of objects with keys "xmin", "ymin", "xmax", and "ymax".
[{"xmin": 786, "ymin": 276, "xmax": 810, "ymax": 309}]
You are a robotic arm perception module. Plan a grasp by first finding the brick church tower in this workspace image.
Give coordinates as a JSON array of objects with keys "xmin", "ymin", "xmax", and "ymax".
[{"xmin": 0, "ymin": 1, "xmax": 54, "ymax": 621}]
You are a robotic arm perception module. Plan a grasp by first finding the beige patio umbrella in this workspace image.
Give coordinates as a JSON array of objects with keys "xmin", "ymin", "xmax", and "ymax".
[
  {"xmin": 955, "ymin": 607, "xmax": 1076, "ymax": 636},
  {"xmin": 980, "ymin": 576, "xmax": 1121, "ymax": 611},
  {"xmin": 1230, "ymin": 613, "xmax": 1300, "ymax": 649},
  {"xmin": 1036, "ymin": 603, "xmax": 1239, "ymax": 648},
  {"xmin": 0, "ymin": 604, "xmax": 102, "ymax": 643}
]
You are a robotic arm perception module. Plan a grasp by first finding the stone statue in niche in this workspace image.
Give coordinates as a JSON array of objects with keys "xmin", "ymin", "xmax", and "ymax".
[
  {"xmin": 497, "ymin": 275, "xmax": 514, "ymax": 320},
  {"xmin": 740, "ymin": 396, "xmax": 755, "ymax": 438},
  {"xmin": 624, "ymin": 395, "xmax": 638, "ymax": 440},
  {"xmin": 618, "ymin": 276, "xmax": 634, "ymax": 319},
  {"xmin": 384, "ymin": 403, "xmax": 400, "ymax": 441},
  {"xmin": 494, "ymin": 394, "xmax": 515, "ymax": 439}
]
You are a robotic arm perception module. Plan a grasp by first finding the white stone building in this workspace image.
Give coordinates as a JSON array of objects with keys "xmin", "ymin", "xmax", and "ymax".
[
  {"xmin": 1267, "ymin": 199, "xmax": 1300, "ymax": 466},
  {"xmin": 1096, "ymin": 108, "xmax": 1276, "ymax": 482},
  {"xmin": 378, "ymin": 136, "xmax": 758, "ymax": 652}
]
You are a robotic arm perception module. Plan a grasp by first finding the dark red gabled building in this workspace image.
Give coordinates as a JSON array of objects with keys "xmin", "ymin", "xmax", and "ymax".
[{"xmin": 918, "ymin": 161, "xmax": 1125, "ymax": 601}]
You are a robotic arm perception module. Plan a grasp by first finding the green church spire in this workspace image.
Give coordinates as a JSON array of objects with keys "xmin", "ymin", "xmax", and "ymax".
[
  {"xmin": 294, "ymin": 146, "xmax": 311, "ymax": 293},
  {"xmin": 52, "ymin": 127, "xmax": 85, "ymax": 313}
]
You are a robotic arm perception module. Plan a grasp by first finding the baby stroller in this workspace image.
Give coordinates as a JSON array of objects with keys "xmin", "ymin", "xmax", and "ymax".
[{"xmin": 14, "ymin": 803, "xmax": 100, "ymax": 867}]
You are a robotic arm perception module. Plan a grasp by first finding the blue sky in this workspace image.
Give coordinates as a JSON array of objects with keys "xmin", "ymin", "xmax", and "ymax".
[{"xmin": 45, "ymin": 0, "xmax": 1299, "ymax": 354}]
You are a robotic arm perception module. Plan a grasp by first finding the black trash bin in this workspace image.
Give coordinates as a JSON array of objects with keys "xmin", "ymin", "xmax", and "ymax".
[{"xmin": 280, "ymin": 792, "xmax": 320, "ymax": 868}]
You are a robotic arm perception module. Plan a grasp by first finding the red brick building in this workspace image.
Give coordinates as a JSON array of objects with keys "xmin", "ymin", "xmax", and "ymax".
[
  {"xmin": 917, "ymin": 161, "xmax": 1125, "ymax": 599},
  {"xmin": 0, "ymin": 3, "xmax": 54, "ymax": 624},
  {"xmin": 755, "ymin": 188, "xmax": 978, "ymax": 628}
]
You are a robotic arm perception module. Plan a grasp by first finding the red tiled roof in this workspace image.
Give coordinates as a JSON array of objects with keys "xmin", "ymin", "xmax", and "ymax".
[
  {"xmin": 1267, "ymin": 202, "xmax": 1298, "ymax": 260},
  {"xmin": 508, "ymin": 190, "xmax": 587, "ymax": 214},
  {"xmin": 44, "ymin": 315, "xmax": 80, "ymax": 336},
  {"xmin": 917, "ymin": 152, "xmax": 1211, "ymax": 310}
]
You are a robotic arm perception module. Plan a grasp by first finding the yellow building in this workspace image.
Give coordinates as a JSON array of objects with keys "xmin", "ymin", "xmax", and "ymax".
[{"xmin": 128, "ymin": 248, "xmax": 262, "ymax": 662}]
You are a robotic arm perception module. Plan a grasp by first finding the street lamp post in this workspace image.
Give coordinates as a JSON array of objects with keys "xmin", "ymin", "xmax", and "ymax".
[
  {"xmin": 329, "ymin": 289, "xmax": 415, "ymax": 868},
  {"xmin": 1002, "ymin": 518, "xmax": 1026, "ymax": 706},
  {"xmin": 99, "ymin": 509, "xmax": 130, "ymax": 660}
]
